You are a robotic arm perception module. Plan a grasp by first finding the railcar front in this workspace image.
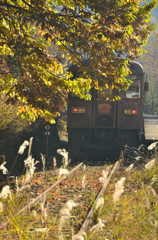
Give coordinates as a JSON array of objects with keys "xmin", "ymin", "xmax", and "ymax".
[{"xmin": 67, "ymin": 61, "xmax": 147, "ymax": 152}]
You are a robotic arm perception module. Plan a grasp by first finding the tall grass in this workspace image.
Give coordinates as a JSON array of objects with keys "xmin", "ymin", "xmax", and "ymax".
[{"xmin": 0, "ymin": 142, "xmax": 158, "ymax": 239}]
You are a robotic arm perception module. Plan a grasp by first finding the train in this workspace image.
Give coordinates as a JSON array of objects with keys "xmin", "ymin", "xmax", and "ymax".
[{"xmin": 67, "ymin": 60, "xmax": 150, "ymax": 157}]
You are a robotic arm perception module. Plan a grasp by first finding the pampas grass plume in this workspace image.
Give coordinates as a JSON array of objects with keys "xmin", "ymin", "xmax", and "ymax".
[
  {"xmin": 113, "ymin": 177, "xmax": 126, "ymax": 204},
  {"xmin": 72, "ymin": 231, "xmax": 87, "ymax": 240},
  {"xmin": 0, "ymin": 161, "xmax": 8, "ymax": 175},
  {"xmin": 148, "ymin": 142, "xmax": 158, "ymax": 150},
  {"xmin": 64, "ymin": 200, "xmax": 77, "ymax": 211},
  {"xmin": 57, "ymin": 149, "xmax": 70, "ymax": 168},
  {"xmin": 95, "ymin": 197, "xmax": 104, "ymax": 210},
  {"xmin": 40, "ymin": 153, "xmax": 46, "ymax": 172},
  {"xmin": 59, "ymin": 199, "xmax": 77, "ymax": 220},
  {"xmin": 99, "ymin": 169, "xmax": 109, "ymax": 183},
  {"xmin": 59, "ymin": 167, "xmax": 69, "ymax": 176},
  {"xmin": 58, "ymin": 200, "xmax": 77, "ymax": 239},
  {"xmin": 53, "ymin": 157, "xmax": 57, "ymax": 169},
  {"xmin": 145, "ymin": 159, "xmax": 155, "ymax": 170},
  {"xmin": 0, "ymin": 201, "xmax": 3, "ymax": 212},
  {"xmin": 125, "ymin": 163, "xmax": 134, "ymax": 172},
  {"xmin": 90, "ymin": 218, "xmax": 105, "ymax": 232},
  {"xmin": 0, "ymin": 185, "xmax": 12, "ymax": 199},
  {"xmin": 18, "ymin": 140, "xmax": 29, "ymax": 155},
  {"xmin": 24, "ymin": 156, "xmax": 39, "ymax": 177},
  {"xmin": 82, "ymin": 174, "xmax": 88, "ymax": 188}
]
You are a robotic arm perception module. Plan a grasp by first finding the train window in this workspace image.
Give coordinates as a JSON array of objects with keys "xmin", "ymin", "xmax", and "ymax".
[
  {"xmin": 119, "ymin": 74, "xmax": 141, "ymax": 99},
  {"xmin": 97, "ymin": 89, "xmax": 113, "ymax": 101}
]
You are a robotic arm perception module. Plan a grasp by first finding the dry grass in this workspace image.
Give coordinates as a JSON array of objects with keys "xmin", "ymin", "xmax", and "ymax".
[{"xmin": 1, "ymin": 142, "xmax": 158, "ymax": 239}]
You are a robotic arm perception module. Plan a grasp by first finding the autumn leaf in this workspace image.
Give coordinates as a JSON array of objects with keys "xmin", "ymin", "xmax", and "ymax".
[{"xmin": 0, "ymin": 0, "xmax": 157, "ymax": 121}]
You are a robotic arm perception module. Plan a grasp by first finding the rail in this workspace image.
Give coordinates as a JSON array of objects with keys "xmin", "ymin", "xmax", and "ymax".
[{"xmin": 0, "ymin": 160, "xmax": 121, "ymax": 239}]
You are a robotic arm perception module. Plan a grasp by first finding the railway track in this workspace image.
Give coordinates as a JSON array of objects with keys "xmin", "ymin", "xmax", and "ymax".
[
  {"xmin": 0, "ymin": 158, "xmax": 122, "ymax": 240},
  {"xmin": 1, "ymin": 140, "xmax": 158, "ymax": 239}
]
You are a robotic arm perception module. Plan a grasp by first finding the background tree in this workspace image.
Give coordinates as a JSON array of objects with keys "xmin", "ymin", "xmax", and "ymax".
[
  {"xmin": 139, "ymin": 31, "xmax": 158, "ymax": 114},
  {"xmin": 0, "ymin": 94, "xmax": 28, "ymax": 132},
  {"xmin": 0, "ymin": 0, "xmax": 157, "ymax": 122}
]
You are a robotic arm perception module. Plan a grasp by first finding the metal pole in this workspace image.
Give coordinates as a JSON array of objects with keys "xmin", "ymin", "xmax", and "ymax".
[{"xmin": 47, "ymin": 133, "xmax": 48, "ymax": 157}]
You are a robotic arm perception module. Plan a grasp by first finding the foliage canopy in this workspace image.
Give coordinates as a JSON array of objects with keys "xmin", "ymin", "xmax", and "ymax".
[{"xmin": 0, "ymin": 0, "xmax": 157, "ymax": 122}]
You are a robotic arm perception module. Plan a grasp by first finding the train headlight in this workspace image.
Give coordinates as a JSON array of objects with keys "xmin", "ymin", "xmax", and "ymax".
[
  {"xmin": 71, "ymin": 107, "xmax": 86, "ymax": 113},
  {"xmin": 124, "ymin": 109, "xmax": 138, "ymax": 115}
]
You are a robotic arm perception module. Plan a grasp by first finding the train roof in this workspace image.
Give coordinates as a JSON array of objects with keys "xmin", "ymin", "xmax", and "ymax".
[
  {"xmin": 68, "ymin": 59, "xmax": 144, "ymax": 74},
  {"xmin": 129, "ymin": 61, "xmax": 144, "ymax": 74}
]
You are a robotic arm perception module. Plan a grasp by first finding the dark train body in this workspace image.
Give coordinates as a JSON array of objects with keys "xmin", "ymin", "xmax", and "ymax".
[{"xmin": 67, "ymin": 61, "xmax": 149, "ymax": 152}]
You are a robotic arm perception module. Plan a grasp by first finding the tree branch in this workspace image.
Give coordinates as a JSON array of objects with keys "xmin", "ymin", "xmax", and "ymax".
[{"xmin": 0, "ymin": 1, "xmax": 31, "ymax": 13}]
